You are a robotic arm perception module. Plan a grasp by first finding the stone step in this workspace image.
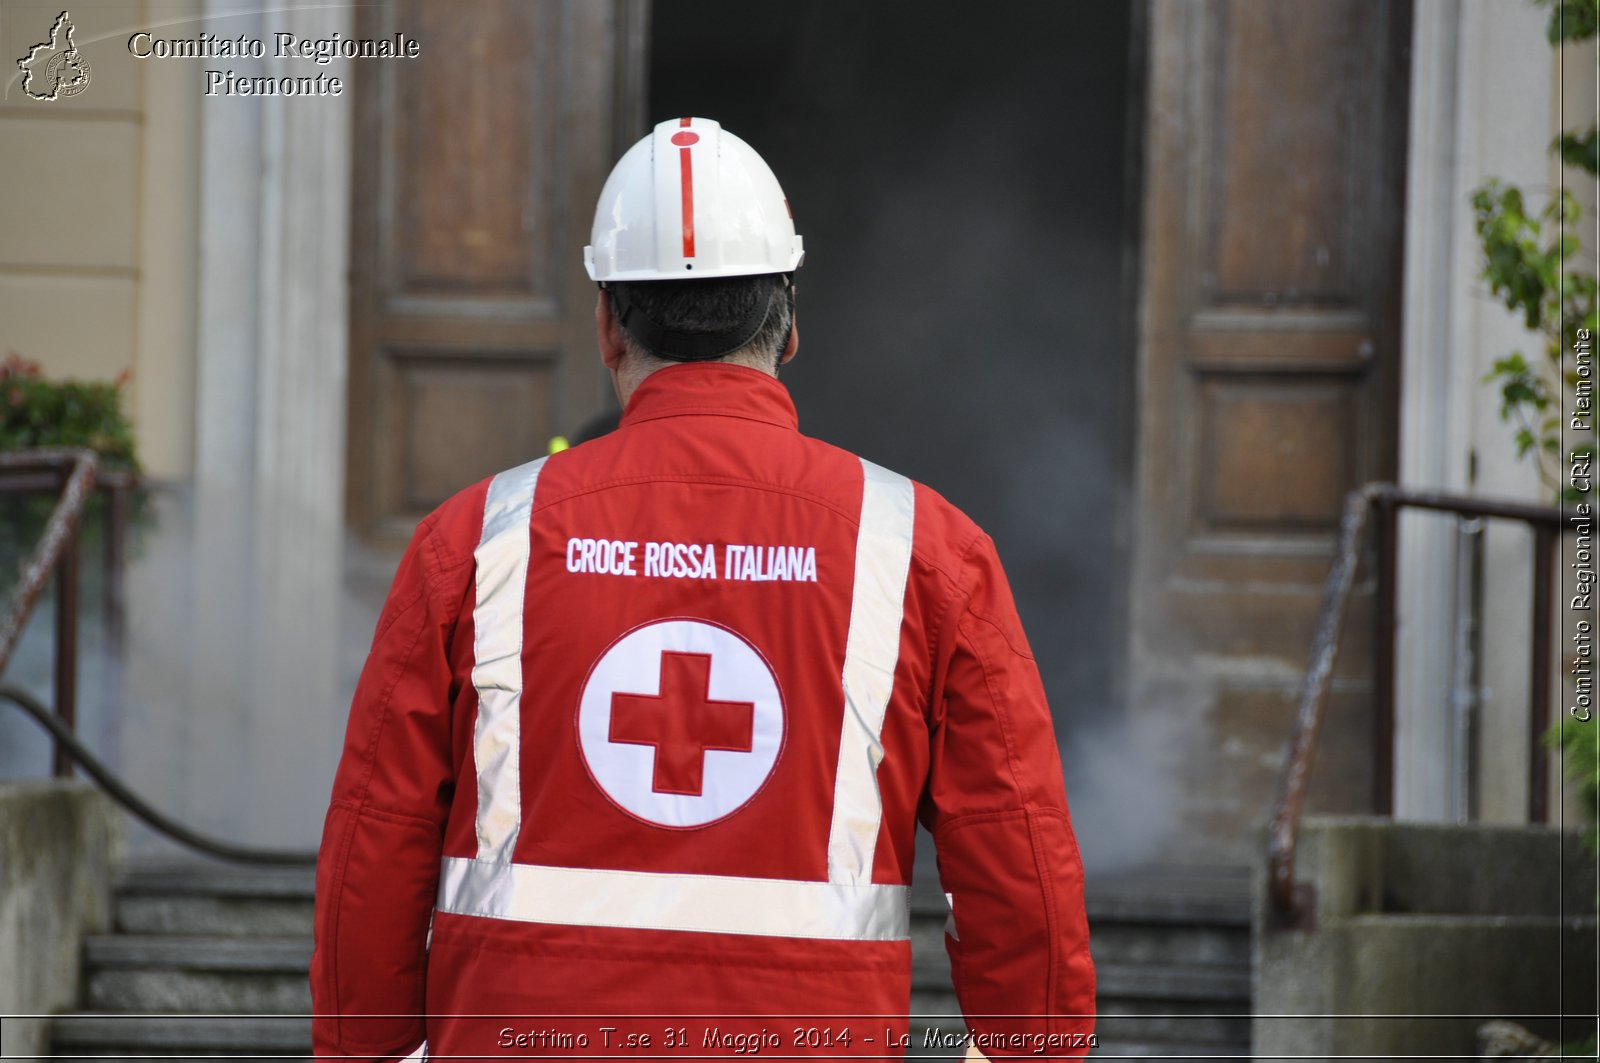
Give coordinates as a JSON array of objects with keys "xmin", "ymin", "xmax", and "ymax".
[
  {"xmin": 1092, "ymin": 1002, "xmax": 1251, "ymax": 1047},
  {"xmin": 912, "ymin": 956, "xmax": 1248, "ymax": 1005},
  {"xmin": 1094, "ymin": 961, "xmax": 1252, "ymax": 1005},
  {"xmin": 910, "ymin": 923, "xmax": 1248, "ymax": 982},
  {"xmin": 50, "ymin": 1013, "xmax": 312, "ymax": 1053},
  {"xmin": 115, "ymin": 864, "xmax": 316, "ymax": 899},
  {"xmin": 116, "ymin": 893, "xmax": 315, "ymax": 937},
  {"xmin": 86, "ymin": 967, "xmax": 312, "ymax": 1014},
  {"xmin": 1087, "ymin": 919, "xmax": 1250, "ymax": 969},
  {"xmin": 82, "ymin": 935, "xmax": 314, "ymax": 1013},
  {"xmin": 112, "ymin": 865, "xmax": 316, "ymax": 938},
  {"xmin": 1082, "ymin": 888, "xmax": 1251, "ymax": 927},
  {"xmin": 86, "ymin": 934, "xmax": 313, "ymax": 971}
]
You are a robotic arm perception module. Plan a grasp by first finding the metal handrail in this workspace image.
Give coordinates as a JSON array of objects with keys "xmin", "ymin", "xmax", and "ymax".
[
  {"xmin": 0, "ymin": 459, "xmax": 136, "ymax": 654},
  {"xmin": 1265, "ymin": 485, "xmax": 1378, "ymax": 924},
  {"xmin": 1267, "ymin": 482, "xmax": 1569, "ymax": 924},
  {"xmin": 0, "ymin": 448, "xmax": 96, "ymax": 667},
  {"xmin": 0, "ymin": 448, "xmax": 98, "ymax": 775},
  {"xmin": 0, "ymin": 449, "xmax": 316, "ymax": 865},
  {"xmin": 0, "ymin": 683, "xmax": 315, "ymax": 864}
]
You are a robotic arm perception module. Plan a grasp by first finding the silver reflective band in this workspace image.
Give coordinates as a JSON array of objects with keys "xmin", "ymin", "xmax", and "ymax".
[
  {"xmin": 827, "ymin": 459, "xmax": 916, "ymax": 885},
  {"xmin": 459, "ymin": 454, "xmax": 916, "ymax": 940},
  {"xmin": 471, "ymin": 457, "xmax": 547, "ymax": 864},
  {"xmin": 437, "ymin": 856, "xmax": 911, "ymax": 941}
]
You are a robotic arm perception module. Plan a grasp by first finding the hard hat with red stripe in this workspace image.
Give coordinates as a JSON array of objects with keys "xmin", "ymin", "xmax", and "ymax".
[{"xmin": 585, "ymin": 117, "xmax": 804, "ymax": 282}]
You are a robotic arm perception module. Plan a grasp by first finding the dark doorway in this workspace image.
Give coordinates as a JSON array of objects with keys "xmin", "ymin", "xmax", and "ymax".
[{"xmin": 651, "ymin": 5, "xmax": 1141, "ymax": 749}]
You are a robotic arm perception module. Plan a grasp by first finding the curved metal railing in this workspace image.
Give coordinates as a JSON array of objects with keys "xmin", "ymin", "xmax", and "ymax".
[
  {"xmin": 1, "ymin": 683, "xmax": 316, "ymax": 864},
  {"xmin": 0, "ymin": 448, "xmax": 316, "ymax": 866},
  {"xmin": 1267, "ymin": 482, "xmax": 1568, "ymax": 925},
  {"xmin": 1265, "ymin": 485, "xmax": 1380, "ymax": 924}
]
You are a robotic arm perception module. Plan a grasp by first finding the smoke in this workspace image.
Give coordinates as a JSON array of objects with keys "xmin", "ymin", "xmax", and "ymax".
[
  {"xmin": 0, "ymin": 482, "xmax": 394, "ymax": 854},
  {"xmin": 1061, "ymin": 710, "xmax": 1183, "ymax": 875}
]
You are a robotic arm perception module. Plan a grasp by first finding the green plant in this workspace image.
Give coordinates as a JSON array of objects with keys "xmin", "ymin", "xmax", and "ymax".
[
  {"xmin": 0, "ymin": 353, "xmax": 146, "ymax": 598},
  {"xmin": 1547, "ymin": 717, "xmax": 1600, "ymax": 853},
  {"xmin": 0, "ymin": 352, "xmax": 140, "ymax": 472},
  {"xmin": 1474, "ymin": 0, "xmax": 1599, "ymax": 502}
]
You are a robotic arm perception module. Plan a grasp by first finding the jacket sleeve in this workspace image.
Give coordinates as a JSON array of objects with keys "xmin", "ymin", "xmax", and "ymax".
[
  {"xmin": 312, "ymin": 515, "xmax": 463, "ymax": 1061},
  {"xmin": 921, "ymin": 533, "xmax": 1096, "ymax": 1060}
]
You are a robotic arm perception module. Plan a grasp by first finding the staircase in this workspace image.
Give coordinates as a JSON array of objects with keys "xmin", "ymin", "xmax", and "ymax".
[
  {"xmin": 1084, "ymin": 869, "xmax": 1253, "ymax": 1058},
  {"xmin": 51, "ymin": 863, "xmax": 1251, "ymax": 1060},
  {"xmin": 50, "ymin": 862, "xmax": 314, "ymax": 1060},
  {"xmin": 910, "ymin": 868, "xmax": 1252, "ymax": 1059}
]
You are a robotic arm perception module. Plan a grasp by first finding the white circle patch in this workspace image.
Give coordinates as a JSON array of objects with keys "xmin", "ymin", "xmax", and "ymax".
[{"xmin": 578, "ymin": 619, "xmax": 784, "ymax": 828}]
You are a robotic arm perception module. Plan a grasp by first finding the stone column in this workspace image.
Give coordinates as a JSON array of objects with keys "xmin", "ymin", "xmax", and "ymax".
[
  {"xmin": 1396, "ymin": 0, "xmax": 1554, "ymax": 822},
  {"xmin": 184, "ymin": 0, "xmax": 352, "ymax": 846}
]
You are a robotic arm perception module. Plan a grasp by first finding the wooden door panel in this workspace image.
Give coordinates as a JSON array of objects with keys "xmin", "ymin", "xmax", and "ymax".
[
  {"xmin": 1203, "ymin": 0, "xmax": 1379, "ymax": 305},
  {"xmin": 388, "ymin": 2, "xmax": 556, "ymax": 301},
  {"xmin": 348, "ymin": 0, "xmax": 647, "ymax": 542},
  {"xmin": 384, "ymin": 349, "xmax": 557, "ymax": 511},
  {"xmin": 1132, "ymin": 0, "xmax": 1410, "ymax": 860},
  {"xmin": 1163, "ymin": 585, "xmax": 1375, "ymax": 666},
  {"xmin": 1195, "ymin": 373, "xmax": 1361, "ymax": 532}
]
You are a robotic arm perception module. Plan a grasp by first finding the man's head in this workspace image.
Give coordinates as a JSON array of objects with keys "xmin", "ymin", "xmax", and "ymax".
[
  {"xmin": 595, "ymin": 274, "xmax": 798, "ymax": 395},
  {"xmin": 585, "ymin": 118, "xmax": 803, "ymax": 402}
]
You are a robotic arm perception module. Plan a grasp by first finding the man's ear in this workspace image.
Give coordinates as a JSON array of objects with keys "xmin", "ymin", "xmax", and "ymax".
[
  {"xmin": 778, "ymin": 289, "xmax": 799, "ymax": 366},
  {"xmin": 778, "ymin": 318, "xmax": 799, "ymax": 366},
  {"xmin": 596, "ymin": 288, "xmax": 627, "ymax": 371}
]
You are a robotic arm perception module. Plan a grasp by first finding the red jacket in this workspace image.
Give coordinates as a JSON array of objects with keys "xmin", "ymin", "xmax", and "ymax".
[{"xmin": 312, "ymin": 363, "xmax": 1094, "ymax": 1061}]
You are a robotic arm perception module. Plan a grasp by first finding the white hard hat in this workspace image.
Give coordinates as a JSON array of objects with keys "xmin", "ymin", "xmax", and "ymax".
[{"xmin": 584, "ymin": 117, "xmax": 804, "ymax": 282}]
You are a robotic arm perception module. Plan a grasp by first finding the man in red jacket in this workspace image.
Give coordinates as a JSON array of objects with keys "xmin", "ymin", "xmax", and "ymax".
[{"xmin": 312, "ymin": 117, "xmax": 1094, "ymax": 1061}]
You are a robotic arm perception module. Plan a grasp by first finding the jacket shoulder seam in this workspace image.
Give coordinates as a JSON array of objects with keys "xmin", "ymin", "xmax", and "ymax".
[
  {"xmin": 921, "ymin": 526, "xmax": 985, "ymax": 705},
  {"xmin": 958, "ymin": 609, "xmax": 1030, "ymax": 800},
  {"xmin": 350, "ymin": 604, "xmax": 433, "ymax": 804},
  {"xmin": 424, "ymin": 517, "xmax": 473, "ymax": 577},
  {"xmin": 962, "ymin": 607, "xmax": 1036, "ymax": 662}
]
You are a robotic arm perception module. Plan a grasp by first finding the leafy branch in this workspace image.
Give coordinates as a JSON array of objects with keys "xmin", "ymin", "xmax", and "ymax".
[
  {"xmin": 1473, "ymin": 184, "xmax": 1599, "ymax": 495},
  {"xmin": 1473, "ymin": 0, "xmax": 1599, "ymax": 502}
]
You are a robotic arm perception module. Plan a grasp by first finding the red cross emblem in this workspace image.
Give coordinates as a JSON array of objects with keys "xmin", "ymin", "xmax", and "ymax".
[
  {"xmin": 609, "ymin": 652, "xmax": 755, "ymax": 795},
  {"xmin": 578, "ymin": 618, "xmax": 784, "ymax": 828}
]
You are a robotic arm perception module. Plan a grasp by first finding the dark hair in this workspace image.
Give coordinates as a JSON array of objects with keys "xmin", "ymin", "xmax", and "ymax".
[{"xmin": 608, "ymin": 273, "xmax": 793, "ymax": 366}]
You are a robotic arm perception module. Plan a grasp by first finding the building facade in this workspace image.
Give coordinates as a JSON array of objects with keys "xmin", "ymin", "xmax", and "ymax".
[{"xmin": 0, "ymin": 0, "xmax": 1592, "ymax": 862}]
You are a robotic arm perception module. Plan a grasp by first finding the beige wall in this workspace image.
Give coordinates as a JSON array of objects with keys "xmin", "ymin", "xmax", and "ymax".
[
  {"xmin": 0, "ymin": 0, "xmax": 199, "ymax": 479},
  {"xmin": 1394, "ymin": 0, "xmax": 1597, "ymax": 827},
  {"xmin": 1557, "ymin": 35, "xmax": 1598, "ymax": 228}
]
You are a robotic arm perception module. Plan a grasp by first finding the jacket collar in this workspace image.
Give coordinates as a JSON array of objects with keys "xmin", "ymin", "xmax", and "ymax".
[{"xmin": 619, "ymin": 362, "xmax": 800, "ymax": 432}]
